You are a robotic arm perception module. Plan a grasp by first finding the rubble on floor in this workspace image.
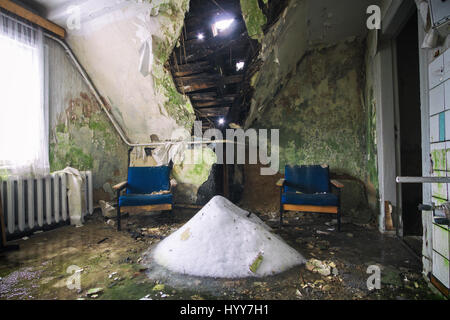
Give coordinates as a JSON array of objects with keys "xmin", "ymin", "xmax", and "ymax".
[{"xmin": 0, "ymin": 208, "xmax": 443, "ymax": 300}]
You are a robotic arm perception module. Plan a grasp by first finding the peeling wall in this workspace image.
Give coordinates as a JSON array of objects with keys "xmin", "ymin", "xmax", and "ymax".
[
  {"xmin": 244, "ymin": 0, "xmax": 379, "ymax": 128},
  {"xmin": 251, "ymin": 40, "xmax": 373, "ymax": 220},
  {"xmin": 172, "ymin": 147, "xmax": 218, "ymax": 204},
  {"xmin": 244, "ymin": 0, "xmax": 309, "ymax": 127},
  {"xmin": 253, "ymin": 41, "xmax": 367, "ymax": 178},
  {"xmin": 241, "ymin": 0, "xmax": 379, "ymax": 221},
  {"xmin": 47, "ymin": 38, "xmax": 129, "ymax": 203}
]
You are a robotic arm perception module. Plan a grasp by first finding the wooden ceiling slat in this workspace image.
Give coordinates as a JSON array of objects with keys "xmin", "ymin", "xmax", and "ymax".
[
  {"xmin": 176, "ymin": 32, "xmax": 248, "ymax": 63},
  {"xmin": 178, "ymin": 75, "xmax": 243, "ymax": 93},
  {"xmin": 188, "ymin": 92, "xmax": 218, "ymax": 101},
  {"xmin": 171, "ymin": 61, "xmax": 212, "ymax": 77},
  {"xmin": 197, "ymin": 107, "xmax": 230, "ymax": 116},
  {"xmin": 195, "ymin": 96, "xmax": 235, "ymax": 107}
]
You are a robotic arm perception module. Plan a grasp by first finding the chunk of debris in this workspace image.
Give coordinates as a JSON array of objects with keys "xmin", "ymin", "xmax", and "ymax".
[
  {"xmin": 152, "ymin": 284, "xmax": 165, "ymax": 291},
  {"xmin": 99, "ymin": 200, "xmax": 116, "ymax": 218},
  {"xmin": 250, "ymin": 253, "xmax": 264, "ymax": 273},
  {"xmin": 106, "ymin": 219, "xmax": 115, "ymax": 227},
  {"xmin": 97, "ymin": 238, "xmax": 108, "ymax": 244},
  {"xmin": 305, "ymin": 259, "xmax": 337, "ymax": 277},
  {"xmin": 180, "ymin": 228, "xmax": 191, "ymax": 241},
  {"xmin": 87, "ymin": 288, "xmax": 103, "ymax": 296}
]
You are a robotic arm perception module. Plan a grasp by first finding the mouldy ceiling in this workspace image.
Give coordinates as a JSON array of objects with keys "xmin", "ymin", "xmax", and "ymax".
[
  {"xmin": 306, "ymin": 0, "xmax": 382, "ymax": 46},
  {"xmin": 28, "ymin": 0, "xmax": 194, "ymax": 143},
  {"xmin": 242, "ymin": 0, "xmax": 381, "ymax": 128}
]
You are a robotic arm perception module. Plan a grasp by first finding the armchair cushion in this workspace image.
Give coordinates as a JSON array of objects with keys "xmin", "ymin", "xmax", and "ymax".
[
  {"xmin": 126, "ymin": 166, "xmax": 170, "ymax": 195},
  {"xmin": 281, "ymin": 192, "xmax": 338, "ymax": 207},
  {"xmin": 119, "ymin": 193, "xmax": 173, "ymax": 207},
  {"xmin": 284, "ymin": 165, "xmax": 330, "ymax": 194}
]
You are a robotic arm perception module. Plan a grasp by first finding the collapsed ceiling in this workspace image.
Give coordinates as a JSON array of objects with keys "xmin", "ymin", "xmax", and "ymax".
[
  {"xmin": 22, "ymin": 0, "xmax": 381, "ymax": 138},
  {"xmin": 167, "ymin": 0, "xmax": 291, "ymax": 131},
  {"xmin": 168, "ymin": 0, "xmax": 251, "ymax": 131}
]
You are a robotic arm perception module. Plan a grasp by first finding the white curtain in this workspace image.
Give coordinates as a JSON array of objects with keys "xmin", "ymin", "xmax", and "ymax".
[{"xmin": 0, "ymin": 13, "xmax": 49, "ymax": 177}]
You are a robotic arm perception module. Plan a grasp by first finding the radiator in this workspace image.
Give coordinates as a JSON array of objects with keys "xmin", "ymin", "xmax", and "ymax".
[{"xmin": 0, "ymin": 171, "xmax": 93, "ymax": 236}]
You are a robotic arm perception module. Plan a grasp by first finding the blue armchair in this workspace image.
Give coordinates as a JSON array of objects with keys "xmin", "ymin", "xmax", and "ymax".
[
  {"xmin": 113, "ymin": 166, "xmax": 173, "ymax": 231},
  {"xmin": 277, "ymin": 165, "xmax": 344, "ymax": 231}
]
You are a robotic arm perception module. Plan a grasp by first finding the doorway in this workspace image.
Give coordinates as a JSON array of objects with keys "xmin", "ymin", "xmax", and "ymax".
[{"xmin": 395, "ymin": 11, "xmax": 423, "ymax": 241}]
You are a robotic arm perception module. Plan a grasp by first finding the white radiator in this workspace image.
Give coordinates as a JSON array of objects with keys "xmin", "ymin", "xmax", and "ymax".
[{"xmin": 0, "ymin": 171, "xmax": 93, "ymax": 236}]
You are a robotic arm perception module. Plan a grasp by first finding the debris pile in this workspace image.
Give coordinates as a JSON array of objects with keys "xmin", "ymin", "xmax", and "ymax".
[
  {"xmin": 306, "ymin": 259, "xmax": 339, "ymax": 277},
  {"xmin": 151, "ymin": 196, "xmax": 305, "ymax": 278}
]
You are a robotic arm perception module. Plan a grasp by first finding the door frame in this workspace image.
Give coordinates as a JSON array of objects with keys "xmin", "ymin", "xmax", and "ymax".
[{"xmin": 375, "ymin": 0, "xmax": 418, "ymax": 236}]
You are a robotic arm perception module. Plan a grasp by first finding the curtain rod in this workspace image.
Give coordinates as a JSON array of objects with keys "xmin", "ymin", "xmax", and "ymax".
[{"xmin": 0, "ymin": 0, "xmax": 65, "ymax": 38}]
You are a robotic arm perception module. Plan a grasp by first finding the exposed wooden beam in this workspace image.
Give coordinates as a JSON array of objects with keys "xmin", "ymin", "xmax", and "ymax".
[
  {"xmin": 197, "ymin": 107, "xmax": 230, "ymax": 117},
  {"xmin": 0, "ymin": 0, "xmax": 66, "ymax": 38},
  {"xmin": 171, "ymin": 61, "xmax": 212, "ymax": 77},
  {"xmin": 177, "ymin": 33, "xmax": 248, "ymax": 63},
  {"xmin": 194, "ymin": 96, "xmax": 236, "ymax": 107},
  {"xmin": 177, "ymin": 74, "xmax": 243, "ymax": 93},
  {"xmin": 176, "ymin": 73, "xmax": 243, "ymax": 84},
  {"xmin": 188, "ymin": 92, "xmax": 218, "ymax": 101},
  {"xmin": 191, "ymin": 93, "xmax": 237, "ymax": 102},
  {"xmin": 184, "ymin": 30, "xmax": 247, "ymax": 53}
]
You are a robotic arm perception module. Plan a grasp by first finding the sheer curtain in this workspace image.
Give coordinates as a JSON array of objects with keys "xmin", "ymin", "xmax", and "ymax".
[{"xmin": 0, "ymin": 12, "xmax": 49, "ymax": 177}]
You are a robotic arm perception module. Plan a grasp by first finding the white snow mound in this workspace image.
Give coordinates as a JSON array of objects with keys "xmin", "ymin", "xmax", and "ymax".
[{"xmin": 152, "ymin": 196, "xmax": 305, "ymax": 278}]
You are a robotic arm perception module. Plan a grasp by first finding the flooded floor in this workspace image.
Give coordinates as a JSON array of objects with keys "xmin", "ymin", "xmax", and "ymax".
[{"xmin": 0, "ymin": 208, "xmax": 443, "ymax": 300}]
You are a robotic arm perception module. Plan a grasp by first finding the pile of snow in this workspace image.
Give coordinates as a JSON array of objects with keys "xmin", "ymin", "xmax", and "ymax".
[{"xmin": 151, "ymin": 196, "xmax": 305, "ymax": 278}]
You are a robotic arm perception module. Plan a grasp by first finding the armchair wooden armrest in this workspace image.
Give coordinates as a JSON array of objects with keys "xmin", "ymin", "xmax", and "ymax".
[
  {"xmin": 112, "ymin": 181, "xmax": 128, "ymax": 191},
  {"xmin": 331, "ymin": 180, "xmax": 344, "ymax": 189},
  {"xmin": 276, "ymin": 178, "xmax": 286, "ymax": 187}
]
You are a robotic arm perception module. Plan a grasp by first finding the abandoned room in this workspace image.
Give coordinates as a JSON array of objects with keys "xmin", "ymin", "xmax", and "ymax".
[{"xmin": 0, "ymin": 0, "xmax": 449, "ymax": 303}]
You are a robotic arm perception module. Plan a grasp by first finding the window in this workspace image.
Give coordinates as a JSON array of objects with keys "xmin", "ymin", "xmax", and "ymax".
[{"xmin": 0, "ymin": 13, "xmax": 48, "ymax": 177}]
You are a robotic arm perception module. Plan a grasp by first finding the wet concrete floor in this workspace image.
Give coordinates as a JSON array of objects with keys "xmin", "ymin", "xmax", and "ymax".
[{"xmin": 0, "ymin": 208, "xmax": 443, "ymax": 300}]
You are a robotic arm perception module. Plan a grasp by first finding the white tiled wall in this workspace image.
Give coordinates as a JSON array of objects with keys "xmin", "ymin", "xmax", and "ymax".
[
  {"xmin": 430, "ymin": 84, "xmax": 445, "ymax": 115},
  {"xmin": 429, "ymin": 49, "xmax": 450, "ymax": 291},
  {"xmin": 430, "ymin": 114, "xmax": 440, "ymax": 143},
  {"xmin": 429, "ymin": 54, "xmax": 444, "ymax": 89}
]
